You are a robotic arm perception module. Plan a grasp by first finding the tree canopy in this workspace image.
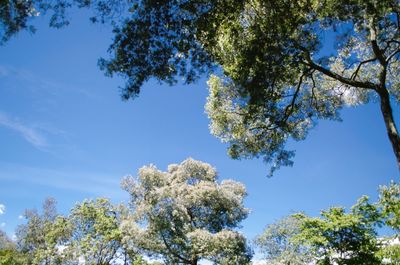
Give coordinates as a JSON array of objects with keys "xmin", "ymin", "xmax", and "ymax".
[
  {"xmin": 15, "ymin": 197, "xmax": 70, "ymax": 265},
  {"xmin": 67, "ymin": 198, "xmax": 126, "ymax": 264},
  {"xmin": 294, "ymin": 205, "xmax": 381, "ymax": 265},
  {"xmin": 13, "ymin": 197, "xmax": 150, "ymax": 265},
  {"xmin": 1, "ymin": 159, "xmax": 253, "ymax": 264},
  {"xmin": 1, "ymin": 164, "xmax": 400, "ymax": 265},
  {"xmin": 255, "ymin": 182, "xmax": 400, "ymax": 265},
  {"xmin": 0, "ymin": 229, "xmax": 27, "ymax": 265},
  {"xmin": 121, "ymin": 158, "xmax": 252, "ymax": 265},
  {"xmin": 254, "ymin": 215, "xmax": 313, "ymax": 265},
  {"xmin": 102, "ymin": 0, "xmax": 400, "ymax": 174},
  {"xmin": 6, "ymin": 160, "xmax": 252, "ymax": 265},
  {"xmin": 2, "ymin": 0, "xmax": 399, "ymax": 173}
]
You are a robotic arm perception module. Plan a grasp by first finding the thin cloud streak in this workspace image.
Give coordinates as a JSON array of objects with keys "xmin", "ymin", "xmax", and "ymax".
[
  {"xmin": 0, "ymin": 112, "xmax": 47, "ymax": 148},
  {"xmin": 0, "ymin": 64, "xmax": 98, "ymax": 99},
  {"xmin": 0, "ymin": 162, "xmax": 126, "ymax": 199},
  {"xmin": 0, "ymin": 204, "xmax": 5, "ymax": 215}
]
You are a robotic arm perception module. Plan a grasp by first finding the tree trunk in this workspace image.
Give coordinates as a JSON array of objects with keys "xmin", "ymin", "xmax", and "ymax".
[{"xmin": 378, "ymin": 87, "xmax": 400, "ymax": 168}]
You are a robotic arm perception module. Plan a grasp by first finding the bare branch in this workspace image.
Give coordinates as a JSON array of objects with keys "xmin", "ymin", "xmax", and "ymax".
[
  {"xmin": 282, "ymin": 72, "xmax": 305, "ymax": 124},
  {"xmin": 387, "ymin": 47, "xmax": 400, "ymax": 63},
  {"xmin": 350, "ymin": 58, "xmax": 377, "ymax": 80}
]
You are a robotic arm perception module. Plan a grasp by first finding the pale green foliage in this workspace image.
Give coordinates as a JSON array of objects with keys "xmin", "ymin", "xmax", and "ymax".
[
  {"xmin": 206, "ymin": 75, "xmax": 316, "ymax": 175},
  {"xmin": 67, "ymin": 198, "xmax": 124, "ymax": 264},
  {"xmin": 0, "ymin": 249, "xmax": 27, "ymax": 265},
  {"xmin": 255, "ymin": 182, "xmax": 400, "ymax": 265},
  {"xmin": 204, "ymin": 0, "xmax": 400, "ymax": 173},
  {"xmin": 255, "ymin": 215, "xmax": 313, "ymax": 265},
  {"xmin": 16, "ymin": 197, "xmax": 147, "ymax": 265},
  {"xmin": 0, "ymin": 229, "xmax": 27, "ymax": 265},
  {"xmin": 292, "ymin": 183, "xmax": 400, "ymax": 265},
  {"xmin": 0, "ymin": 230, "xmax": 14, "ymax": 250},
  {"xmin": 294, "ymin": 206, "xmax": 381, "ymax": 265},
  {"xmin": 379, "ymin": 181, "xmax": 400, "ymax": 232},
  {"xmin": 378, "ymin": 242, "xmax": 400, "ymax": 265},
  {"xmin": 131, "ymin": 256, "xmax": 156, "ymax": 265},
  {"xmin": 121, "ymin": 158, "xmax": 252, "ymax": 265},
  {"xmin": 16, "ymin": 197, "xmax": 70, "ymax": 265}
]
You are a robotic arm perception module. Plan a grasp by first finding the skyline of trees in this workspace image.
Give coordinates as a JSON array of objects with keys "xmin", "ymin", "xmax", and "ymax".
[
  {"xmin": 0, "ymin": 159, "xmax": 399, "ymax": 264},
  {"xmin": 1, "ymin": 1, "xmax": 399, "ymax": 264}
]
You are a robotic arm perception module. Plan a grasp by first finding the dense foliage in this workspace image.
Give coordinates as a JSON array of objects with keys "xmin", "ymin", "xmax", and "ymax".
[
  {"xmin": 1, "ymin": 1, "xmax": 399, "ymax": 264},
  {"xmin": 0, "ymin": 230, "xmax": 26, "ymax": 265},
  {"xmin": 101, "ymin": 0, "xmax": 400, "ymax": 173},
  {"xmin": 2, "ymin": 0, "xmax": 399, "ymax": 173},
  {"xmin": 0, "ymin": 164, "xmax": 399, "ymax": 264},
  {"xmin": 0, "ymin": 0, "xmax": 130, "ymax": 44},
  {"xmin": 254, "ymin": 215, "xmax": 313, "ymax": 265},
  {"xmin": 0, "ymin": 159, "xmax": 251, "ymax": 265},
  {"xmin": 10, "ymin": 198, "xmax": 157, "ymax": 264},
  {"xmin": 202, "ymin": 0, "xmax": 400, "ymax": 173},
  {"xmin": 121, "ymin": 158, "xmax": 252, "ymax": 265},
  {"xmin": 256, "ymin": 182, "xmax": 400, "ymax": 265}
]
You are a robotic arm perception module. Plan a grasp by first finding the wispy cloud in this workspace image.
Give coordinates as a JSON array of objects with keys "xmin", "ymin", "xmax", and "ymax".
[
  {"xmin": 0, "ymin": 112, "xmax": 47, "ymax": 148},
  {"xmin": 0, "ymin": 65, "xmax": 94, "ymax": 153},
  {"xmin": 0, "ymin": 162, "xmax": 126, "ymax": 200},
  {"xmin": 0, "ymin": 204, "xmax": 5, "ymax": 215},
  {"xmin": 0, "ymin": 64, "xmax": 98, "ymax": 99},
  {"xmin": 0, "ymin": 111, "xmax": 73, "ymax": 153},
  {"xmin": 0, "ymin": 65, "xmax": 10, "ymax": 77}
]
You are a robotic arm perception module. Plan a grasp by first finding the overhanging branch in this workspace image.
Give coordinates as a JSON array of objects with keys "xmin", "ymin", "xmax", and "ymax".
[{"xmin": 302, "ymin": 57, "xmax": 377, "ymax": 90}]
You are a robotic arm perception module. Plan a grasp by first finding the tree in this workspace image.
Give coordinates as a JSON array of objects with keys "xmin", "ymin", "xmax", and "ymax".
[
  {"xmin": 16, "ymin": 197, "xmax": 70, "ymax": 265},
  {"xmin": 120, "ymin": 158, "xmax": 252, "ymax": 265},
  {"xmin": 377, "ymin": 243, "xmax": 400, "ymax": 265},
  {"xmin": 375, "ymin": 181, "xmax": 400, "ymax": 263},
  {"xmin": 67, "ymin": 198, "xmax": 135, "ymax": 265},
  {"xmin": 14, "ymin": 197, "xmax": 149, "ymax": 265},
  {"xmin": 0, "ymin": 0, "xmax": 130, "ymax": 44},
  {"xmin": 0, "ymin": 0, "xmax": 71, "ymax": 44},
  {"xmin": 379, "ymin": 181, "xmax": 400, "ymax": 233},
  {"xmin": 0, "ymin": 230, "xmax": 14, "ymax": 251},
  {"xmin": 3, "ymin": 1, "xmax": 399, "ymax": 173},
  {"xmin": 254, "ymin": 215, "xmax": 314, "ymax": 265},
  {"xmin": 99, "ymin": 0, "xmax": 400, "ymax": 174},
  {"xmin": 0, "ymin": 229, "xmax": 27, "ymax": 265},
  {"xmin": 255, "ymin": 184, "xmax": 400, "ymax": 264},
  {"xmin": 293, "ymin": 196, "xmax": 383, "ymax": 265}
]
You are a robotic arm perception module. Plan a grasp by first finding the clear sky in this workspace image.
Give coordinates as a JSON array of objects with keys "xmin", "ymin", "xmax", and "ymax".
[{"xmin": 0, "ymin": 8, "xmax": 398, "ymax": 255}]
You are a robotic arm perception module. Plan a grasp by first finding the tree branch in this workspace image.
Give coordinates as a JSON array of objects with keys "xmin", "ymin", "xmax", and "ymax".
[
  {"xmin": 281, "ymin": 72, "xmax": 305, "ymax": 124},
  {"xmin": 161, "ymin": 234, "xmax": 192, "ymax": 264},
  {"xmin": 386, "ymin": 47, "xmax": 400, "ymax": 63},
  {"xmin": 301, "ymin": 51, "xmax": 377, "ymax": 90},
  {"xmin": 350, "ymin": 58, "xmax": 377, "ymax": 80},
  {"xmin": 369, "ymin": 19, "xmax": 387, "ymax": 66}
]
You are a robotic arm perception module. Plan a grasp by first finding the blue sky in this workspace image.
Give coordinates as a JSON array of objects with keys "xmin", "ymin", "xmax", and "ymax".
[{"xmin": 0, "ymin": 8, "xmax": 398, "ymax": 253}]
